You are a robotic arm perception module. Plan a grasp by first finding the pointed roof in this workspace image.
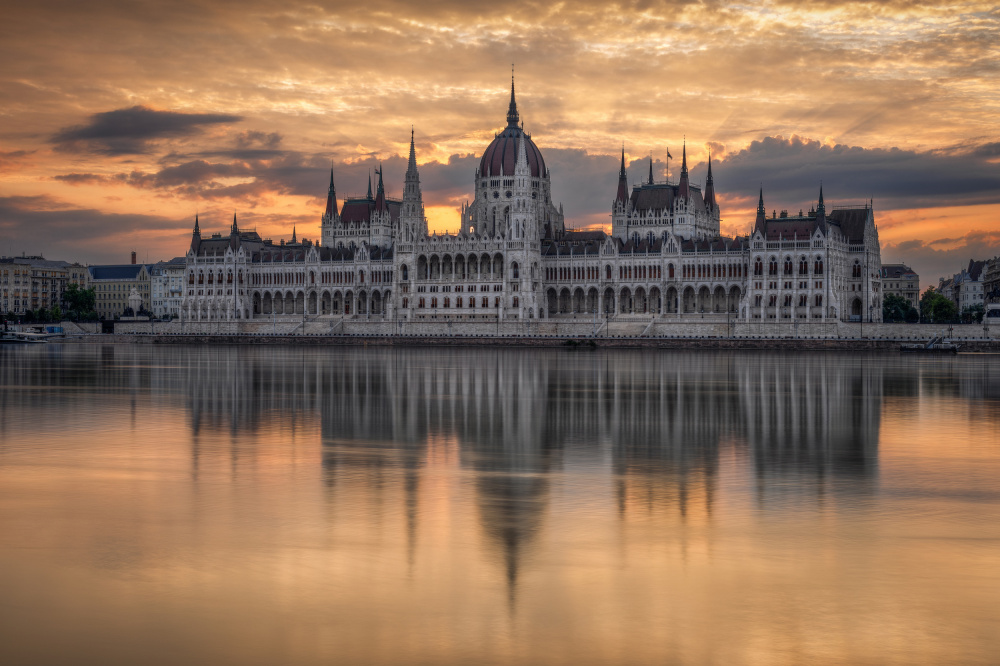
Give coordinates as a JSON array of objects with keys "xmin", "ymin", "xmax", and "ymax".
[
  {"xmin": 678, "ymin": 140, "xmax": 689, "ymax": 199},
  {"xmin": 374, "ymin": 166, "xmax": 388, "ymax": 213},
  {"xmin": 325, "ymin": 167, "xmax": 337, "ymax": 217},
  {"xmin": 616, "ymin": 146, "xmax": 629, "ymax": 204},
  {"xmin": 648, "ymin": 156, "xmax": 654, "ymax": 185},
  {"xmin": 755, "ymin": 187, "xmax": 766, "ymax": 229},
  {"xmin": 291, "ymin": 225, "xmax": 297, "ymax": 243},
  {"xmin": 193, "ymin": 214, "xmax": 201, "ymax": 236},
  {"xmin": 366, "ymin": 172, "xmax": 372, "ymax": 200},
  {"xmin": 406, "ymin": 127, "xmax": 418, "ymax": 177},
  {"xmin": 506, "ymin": 72, "xmax": 519, "ymax": 128},
  {"xmin": 231, "ymin": 212, "xmax": 239, "ymax": 235},
  {"xmin": 703, "ymin": 153, "xmax": 717, "ymax": 210}
]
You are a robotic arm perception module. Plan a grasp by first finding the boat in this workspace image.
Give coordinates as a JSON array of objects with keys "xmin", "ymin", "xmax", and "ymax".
[{"xmin": 900, "ymin": 336, "xmax": 959, "ymax": 354}]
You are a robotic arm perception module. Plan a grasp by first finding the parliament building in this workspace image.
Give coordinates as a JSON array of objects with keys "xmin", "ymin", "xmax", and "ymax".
[{"xmin": 181, "ymin": 79, "xmax": 883, "ymax": 329}]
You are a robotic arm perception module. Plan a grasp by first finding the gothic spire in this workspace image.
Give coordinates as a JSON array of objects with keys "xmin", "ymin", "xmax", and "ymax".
[
  {"xmin": 648, "ymin": 155, "xmax": 654, "ymax": 185},
  {"xmin": 193, "ymin": 214, "xmax": 200, "ymax": 236},
  {"xmin": 325, "ymin": 167, "xmax": 337, "ymax": 217},
  {"xmin": 374, "ymin": 165, "xmax": 387, "ymax": 212},
  {"xmin": 190, "ymin": 214, "xmax": 202, "ymax": 253},
  {"xmin": 755, "ymin": 186, "xmax": 766, "ymax": 229},
  {"xmin": 291, "ymin": 225, "xmax": 297, "ymax": 243},
  {"xmin": 703, "ymin": 152, "xmax": 717, "ymax": 211},
  {"xmin": 678, "ymin": 140, "xmax": 690, "ymax": 199},
  {"xmin": 231, "ymin": 212, "xmax": 238, "ymax": 235},
  {"xmin": 367, "ymin": 171, "xmax": 372, "ymax": 200},
  {"xmin": 506, "ymin": 69, "xmax": 519, "ymax": 128},
  {"xmin": 815, "ymin": 183, "xmax": 826, "ymax": 224},
  {"xmin": 407, "ymin": 127, "xmax": 418, "ymax": 176},
  {"xmin": 616, "ymin": 146, "xmax": 629, "ymax": 204}
]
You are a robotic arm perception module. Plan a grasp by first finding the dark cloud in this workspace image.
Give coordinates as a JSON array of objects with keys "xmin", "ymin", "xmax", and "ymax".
[
  {"xmin": 0, "ymin": 195, "xmax": 187, "ymax": 264},
  {"xmin": 235, "ymin": 130, "xmax": 282, "ymax": 149},
  {"xmin": 706, "ymin": 135, "xmax": 1000, "ymax": 212},
  {"xmin": 50, "ymin": 106, "xmax": 243, "ymax": 155}
]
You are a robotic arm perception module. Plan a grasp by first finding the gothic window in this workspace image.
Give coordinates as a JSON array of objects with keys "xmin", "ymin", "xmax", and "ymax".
[
  {"xmin": 668, "ymin": 264, "xmax": 674, "ymax": 278},
  {"xmin": 815, "ymin": 257, "xmax": 824, "ymax": 275},
  {"xmin": 784, "ymin": 258, "xmax": 793, "ymax": 275},
  {"xmin": 768, "ymin": 258, "xmax": 778, "ymax": 276}
]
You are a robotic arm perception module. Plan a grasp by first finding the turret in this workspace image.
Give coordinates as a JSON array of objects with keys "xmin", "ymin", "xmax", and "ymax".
[
  {"xmin": 374, "ymin": 165, "xmax": 388, "ymax": 214},
  {"xmin": 648, "ymin": 156, "xmax": 654, "ymax": 185},
  {"xmin": 324, "ymin": 167, "xmax": 337, "ymax": 218},
  {"xmin": 816, "ymin": 183, "xmax": 826, "ymax": 225},
  {"xmin": 755, "ymin": 187, "xmax": 766, "ymax": 230},
  {"xmin": 615, "ymin": 147, "xmax": 629, "ymax": 207},
  {"xmin": 678, "ymin": 141, "xmax": 689, "ymax": 200},
  {"xmin": 402, "ymin": 128, "xmax": 427, "ymax": 239},
  {"xmin": 190, "ymin": 214, "xmax": 201, "ymax": 254},
  {"xmin": 703, "ymin": 153, "xmax": 717, "ymax": 212},
  {"xmin": 229, "ymin": 213, "xmax": 240, "ymax": 251}
]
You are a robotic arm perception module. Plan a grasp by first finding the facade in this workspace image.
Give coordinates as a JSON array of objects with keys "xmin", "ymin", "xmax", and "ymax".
[
  {"xmin": 0, "ymin": 256, "xmax": 88, "ymax": 316},
  {"xmin": 181, "ymin": 79, "xmax": 883, "ymax": 326},
  {"xmin": 88, "ymin": 264, "xmax": 152, "ymax": 319},
  {"xmin": 881, "ymin": 264, "xmax": 920, "ymax": 308},
  {"xmin": 942, "ymin": 259, "xmax": 987, "ymax": 313},
  {"xmin": 984, "ymin": 257, "xmax": 1000, "ymax": 305},
  {"xmin": 151, "ymin": 257, "xmax": 187, "ymax": 318}
]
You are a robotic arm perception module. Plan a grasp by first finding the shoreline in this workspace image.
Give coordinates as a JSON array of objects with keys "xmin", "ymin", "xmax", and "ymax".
[{"xmin": 50, "ymin": 333, "xmax": 1000, "ymax": 352}]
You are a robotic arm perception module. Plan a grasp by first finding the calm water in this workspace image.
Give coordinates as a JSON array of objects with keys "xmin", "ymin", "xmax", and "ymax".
[{"xmin": 0, "ymin": 345, "xmax": 998, "ymax": 665}]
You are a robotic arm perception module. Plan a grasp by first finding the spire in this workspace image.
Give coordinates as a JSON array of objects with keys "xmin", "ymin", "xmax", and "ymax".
[
  {"xmin": 615, "ymin": 146, "xmax": 629, "ymax": 204},
  {"xmin": 374, "ymin": 165, "xmax": 387, "ymax": 212},
  {"xmin": 229, "ymin": 213, "xmax": 240, "ymax": 251},
  {"xmin": 515, "ymin": 131, "xmax": 530, "ymax": 176},
  {"xmin": 815, "ymin": 183, "xmax": 826, "ymax": 224},
  {"xmin": 648, "ymin": 155, "xmax": 654, "ymax": 185},
  {"xmin": 367, "ymin": 171, "xmax": 372, "ymax": 200},
  {"xmin": 755, "ymin": 186, "xmax": 766, "ymax": 229},
  {"xmin": 678, "ymin": 140, "xmax": 690, "ymax": 199},
  {"xmin": 325, "ymin": 167, "xmax": 337, "ymax": 217},
  {"xmin": 703, "ymin": 153, "xmax": 717, "ymax": 211},
  {"xmin": 190, "ymin": 214, "xmax": 202, "ymax": 253},
  {"xmin": 291, "ymin": 226, "xmax": 297, "ymax": 243},
  {"xmin": 506, "ymin": 68, "xmax": 519, "ymax": 128},
  {"xmin": 407, "ymin": 127, "xmax": 418, "ymax": 176}
]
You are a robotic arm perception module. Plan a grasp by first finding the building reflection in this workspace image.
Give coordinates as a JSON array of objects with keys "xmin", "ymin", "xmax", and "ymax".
[{"xmin": 7, "ymin": 344, "xmax": 1000, "ymax": 604}]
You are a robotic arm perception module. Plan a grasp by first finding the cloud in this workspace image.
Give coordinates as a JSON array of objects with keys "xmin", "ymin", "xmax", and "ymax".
[
  {"xmin": 50, "ymin": 106, "xmax": 243, "ymax": 155},
  {"xmin": 706, "ymin": 136, "xmax": 1000, "ymax": 212},
  {"xmin": 881, "ymin": 230, "xmax": 1000, "ymax": 285}
]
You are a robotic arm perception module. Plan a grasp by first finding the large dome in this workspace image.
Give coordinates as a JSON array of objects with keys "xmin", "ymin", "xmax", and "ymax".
[{"xmin": 478, "ymin": 78, "xmax": 546, "ymax": 178}]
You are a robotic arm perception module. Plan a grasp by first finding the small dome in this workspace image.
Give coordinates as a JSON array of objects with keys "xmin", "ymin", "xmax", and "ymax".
[{"xmin": 479, "ymin": 127, "xmax": 546, "ymax": 178}]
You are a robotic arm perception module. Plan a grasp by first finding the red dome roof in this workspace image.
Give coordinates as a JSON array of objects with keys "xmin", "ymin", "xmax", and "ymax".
[{"xmin": 479, "ymin": 126, "xmax": 546, "ymax": 178}]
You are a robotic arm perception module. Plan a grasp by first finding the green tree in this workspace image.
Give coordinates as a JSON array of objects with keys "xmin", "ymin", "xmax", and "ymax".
[
  {"xmin": 961, "ymin": 303, "xmax": 985, "ymax": 324},
  {"xmin": 920, "ymin": 287, "xmax": 958, "ymax": 323},
  {"xmin": 50, "ymin": 304, "xmax": 62, "ymax": 322},
  {"xmin": 62, "ymin": 283, "xmax": 96, "ymax": 319},
  {"xmin": 882, "ymin": 293, "xmax": 914, "ymax": 323}
]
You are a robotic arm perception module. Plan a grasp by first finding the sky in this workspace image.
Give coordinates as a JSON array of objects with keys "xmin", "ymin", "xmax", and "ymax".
[{"xmin": 1, "ymin": 0, "xmax": 999, "ymax": 285}]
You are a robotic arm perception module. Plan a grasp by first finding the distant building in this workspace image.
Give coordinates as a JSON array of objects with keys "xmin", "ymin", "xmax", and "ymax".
[
  {"xmin": 880, "ymin": 264, "xmax": 919, "ymax": 308},
  {"xmin": 88, "ymin": 264, "xmax": 152, "ymax": 319},
  {"xmin": 984, "ymin": 257, "xmax": 1000, "ymax": 304},
  {"xmin": 0, "ymin": 255, "xmax": 88, "ymax": 316},
  {"xmin": 951, "ymin": 260, "xmax": 986, "ymax": 312},
  {"xmin": 150, "ymin": 257, "xmax": 187, "ymax": 318}
]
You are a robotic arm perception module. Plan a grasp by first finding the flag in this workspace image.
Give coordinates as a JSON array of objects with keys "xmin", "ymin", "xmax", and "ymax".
[{"xmin": 667, "ymin": 150, "xmax": 673, "ymax": 159}]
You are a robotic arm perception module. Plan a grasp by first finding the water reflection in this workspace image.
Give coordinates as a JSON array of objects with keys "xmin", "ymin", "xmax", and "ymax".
[{"xmin": 1, "ymin": 345, "xmax": 999, "ymax": 665}]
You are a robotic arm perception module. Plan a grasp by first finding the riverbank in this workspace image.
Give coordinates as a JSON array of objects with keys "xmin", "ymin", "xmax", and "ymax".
[{"xmin": 56, "ymin": 333, "xmax": 1000, "ymax": 352}]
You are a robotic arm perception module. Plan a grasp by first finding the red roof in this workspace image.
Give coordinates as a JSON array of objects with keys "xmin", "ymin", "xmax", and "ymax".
[{"xmin": 479, "ymin": 127, "xmax": 545, "ymax": 178}]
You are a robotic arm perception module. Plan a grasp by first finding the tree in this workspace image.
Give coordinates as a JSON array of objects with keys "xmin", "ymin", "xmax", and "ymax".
[
  {"xmin": 962, "ymin": 303, "xmax": 985, "ymax": 324},
  {"xmin": 62, "ymin": 283, "xmax": 96, "ymax": 319},
  {"xmin": 920, "ymin": 287, "xmax": 958, "ymax": 323},
  {"xmin": 883, "ymin": 293, "xmax": 917, "ymax": 323},
  {"xmin": 50, "ymin": 305, "xmax": 62, "ymax": 322}
]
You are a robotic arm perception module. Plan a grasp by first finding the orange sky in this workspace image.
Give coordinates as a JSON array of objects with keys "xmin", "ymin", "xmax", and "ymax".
[{"xmin": 1, "ymin": 0, "xmax": 999, "ymax": 284}]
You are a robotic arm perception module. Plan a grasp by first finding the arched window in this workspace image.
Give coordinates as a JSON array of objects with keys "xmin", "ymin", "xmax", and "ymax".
[
  {"xmin": 815, "ymin": 257, "xmax": 824, "ymax": 275},
  {"xmin": 401, "ymin": 265, "xmax": 409, "ymax": 281},
  {"xmin": 512, "ymin": 262, "xmax": 520, "ymax": 279},
  {"xmin": 668, "ymin": 264, "xmax": 674, "ymax": 278},
  {"xmin": 768, "ymin": 258, "xmax": 778, "ymax": 276},
  {"xmin": 606, "ymin": 265, "xmax": 612, "ymax": 280},
  {"xmin": 754, "ymin": 259, "xmax": 763, "ymax": 276},
  {"xmin": 784, "ymin": 258, "xmax": 793, "ymax": 275},
  {"xmin": 799, "ymin": 257, "xmax": 808, "ymax": 275}
]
